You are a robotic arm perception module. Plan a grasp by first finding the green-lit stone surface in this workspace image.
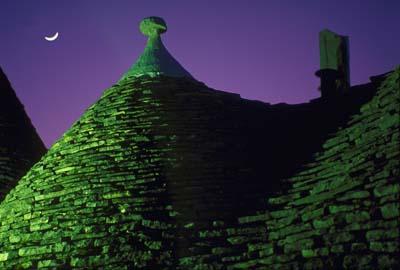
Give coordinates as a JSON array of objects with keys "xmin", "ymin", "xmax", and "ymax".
[
  {"xmin": 206, "ymin": 68, "xmax": 399, "ymax": 270},
  {"xmin": 122, "ymin": 17, "xmax": 193, "ymax": 80},
  {"xmin": 0, "ymin": 16, "xmax": 399, "ymax": 268},
  {"xmin": 0, "ymin": 67, "xmax": 398, "ymax": 269},
  {"xmin": 319, "ymin": 29, "xmax": 350, "ymax": 87}
]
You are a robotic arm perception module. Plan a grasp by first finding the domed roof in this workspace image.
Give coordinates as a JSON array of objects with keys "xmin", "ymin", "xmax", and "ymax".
[{"xmin": 0, "ymin": 67, "xmax": 46, "ymax": 201}]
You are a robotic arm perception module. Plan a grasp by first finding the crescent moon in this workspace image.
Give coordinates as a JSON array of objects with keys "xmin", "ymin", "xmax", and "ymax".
[{"xmin": 45, "ymin": 32, "xmax": 59, "ymax": 41}]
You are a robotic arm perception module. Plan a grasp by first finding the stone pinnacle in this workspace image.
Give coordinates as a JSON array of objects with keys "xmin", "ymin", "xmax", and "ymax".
[
  {"xmin": 140, "ymin": 17, "xmax": 167, "ymax": 37},
  {"xmin": 120, "ymin": 16, "xmax": 193, "ymax": 80}
]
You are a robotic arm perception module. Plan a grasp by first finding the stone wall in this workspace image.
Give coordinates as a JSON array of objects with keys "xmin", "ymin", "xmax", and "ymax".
[{"xmin": 0, "ymin": 67, "xmax": 46, "ymax": 201}]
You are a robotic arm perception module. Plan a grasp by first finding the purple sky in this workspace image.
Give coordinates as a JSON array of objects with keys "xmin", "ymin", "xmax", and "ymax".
[{"xmin": 1, "ymin": 0, "xmax": 399, "ymax": 147}]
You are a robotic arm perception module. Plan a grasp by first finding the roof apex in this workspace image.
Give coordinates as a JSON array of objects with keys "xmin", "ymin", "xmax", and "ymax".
[{"xmin": 121, "ymin": 16, "xmax": 194, "ymax": 81}]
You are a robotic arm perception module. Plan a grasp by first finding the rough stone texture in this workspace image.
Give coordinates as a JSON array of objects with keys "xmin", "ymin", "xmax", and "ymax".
[
  {"xmin": 0, "ymin": 63, "xmax": 397, "ymax": 269},
  {"xmin": 180, "ymin": 68, "xmax": 398, "ymax": 270},
  {"xmin": 0, "ymin": 67, "xmax": 46, "ymax": 201},
  {"xmin": 122, "ymin": 17, "xmax": 193, "ymax": 80}
]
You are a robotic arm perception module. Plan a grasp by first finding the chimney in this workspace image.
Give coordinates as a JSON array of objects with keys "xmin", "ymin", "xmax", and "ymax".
[{"xmin": 316, "ymin": 29, "xmax": 350, "ymax": 98}]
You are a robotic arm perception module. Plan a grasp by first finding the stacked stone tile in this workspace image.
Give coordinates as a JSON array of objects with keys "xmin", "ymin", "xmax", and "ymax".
[
  {"xmin": 0, "ymin": 76, "xmax": 278, "ymax": 269},
  {"xmin": 178, "ymin": 68, "xmax": 398, "ymax": 270},
  {"xmin": 0, "ymin": 67, "xmax": 46, "ymax": 201},
  {"xmin": 0, "ymin": 16, "xmax": 398, "ymax": 269},
  {"xmin": 0, "ymin": 74, "xmax": 286, "ymax": 268},
  {"xmin": 0, "ymin": 66, "xmax": 396, "ymax": 268}
]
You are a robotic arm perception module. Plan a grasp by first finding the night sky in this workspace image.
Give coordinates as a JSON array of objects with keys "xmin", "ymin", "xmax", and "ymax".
[{"xmin": 1, "ymin": 0, "xmax": 399, "ymax": 147}]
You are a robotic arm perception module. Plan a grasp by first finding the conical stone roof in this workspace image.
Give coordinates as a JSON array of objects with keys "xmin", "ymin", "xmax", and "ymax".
[
  {"xmin": 194, "ymin": 68, "xmax": 399, "ymax": 269},
  {"xmin": 0, "ymin": 17, "xmax": 395, "ymax": 269},
  {"xmin": 0, "ymin": 67, "xmax": 46, "ymax": 201},
  {"xmin": 0, "ymin": 73, "xmax": 276, "ymax": 269},
  {"xmin": 0, "ymin": 17, "xmax": 275, "ymax": 268}
]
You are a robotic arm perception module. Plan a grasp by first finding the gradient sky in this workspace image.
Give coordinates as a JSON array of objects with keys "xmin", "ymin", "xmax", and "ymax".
[{"xmin": 1, "ymin": 0, "xmax": 399, "ymax": 147}]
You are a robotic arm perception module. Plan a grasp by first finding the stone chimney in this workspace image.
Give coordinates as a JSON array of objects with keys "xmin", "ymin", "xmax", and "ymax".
[{"xmin": 316, "ymin": 29, "xmax": 350, "ymax": 98}]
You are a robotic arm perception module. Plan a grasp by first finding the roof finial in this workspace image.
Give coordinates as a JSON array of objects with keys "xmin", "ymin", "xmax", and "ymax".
[
  {"xmin": 140, "ymin": 17, "xmax": 167, "ymax": 37},
  {"xmin": 120, "ymin": 16, "xmax": 193, "ymax": 80}
]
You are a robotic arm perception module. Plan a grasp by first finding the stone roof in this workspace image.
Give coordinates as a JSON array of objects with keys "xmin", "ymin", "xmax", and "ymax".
[
  {"xmin": 181, "ymin": 68, "xmax": 399, "ymax": 270},
  {"xmin": 0, "ymin": 16, "xmax": 398, "ymax": 269},
  {"xmin": 0, "ymin": 67, "xmax": 46, "ymax": 201}
]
